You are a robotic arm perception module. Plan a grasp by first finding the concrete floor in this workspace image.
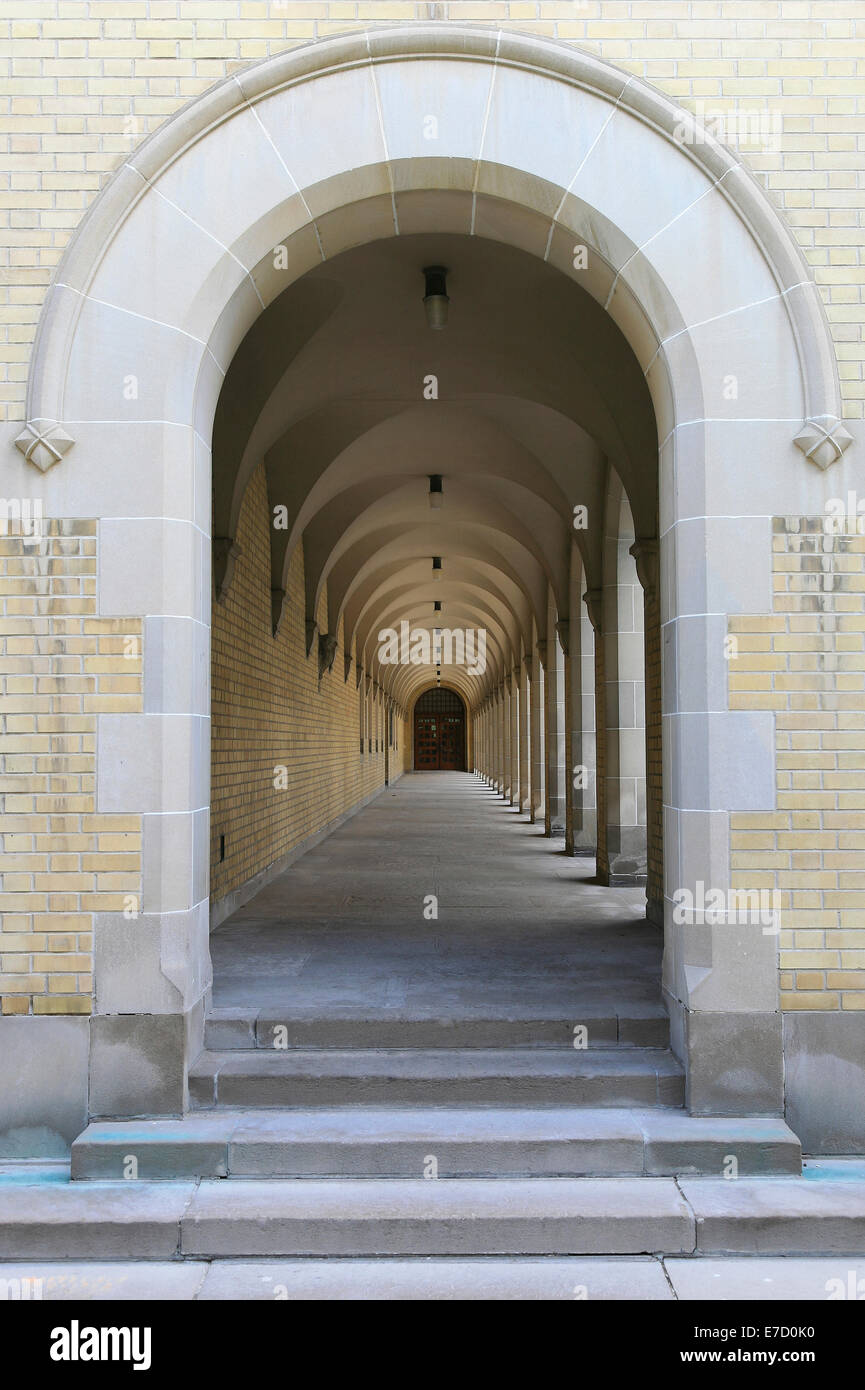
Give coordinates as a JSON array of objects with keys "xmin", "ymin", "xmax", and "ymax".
[{"xmin": 210, "ymin": 772, "xmax": 661, "ymax": 1019}]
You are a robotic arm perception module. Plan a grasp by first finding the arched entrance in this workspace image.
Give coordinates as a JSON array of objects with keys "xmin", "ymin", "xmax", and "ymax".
[
  {"xmin": 414, "ymin": 689, "xmax": 466, "ymax": 771},
  {"xmin": 14, "ymin": 26, "xmax": 850, "ymax": 1129}
]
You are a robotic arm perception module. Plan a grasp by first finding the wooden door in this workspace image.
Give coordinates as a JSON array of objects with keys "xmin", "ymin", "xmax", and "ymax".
[
  {"xmin": 438, "ymin": 713, "xmax": 464, "ymax": 770},
  {"xmin": 413, "ymin": 689, "xmax": 466, "ymax": 770},
  {"xmin": 414, "ymin": 714, "xmax": 440, "ymax": 769}
]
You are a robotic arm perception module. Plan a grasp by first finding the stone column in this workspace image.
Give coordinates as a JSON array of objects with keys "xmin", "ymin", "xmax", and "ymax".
[
  {"xmin": 543, "ymin": 632, "xmax": 566, "ymax": 837},
  {"xmin": 484, "ymin": 702, "xmax": 490, "ymax": 781},
  {"xmin": 486, "ymin": 696, "xmax": 492, "ymax": 786},
  {"xmin": 510, "ymin": 676, "xmax": 517, "ymax": 802},
  {"xmin": 518, "ymin": 656, "xmax": 530, "ymax": 814},
  {"xmin": 511, "ymin": 665, "xmax": 521, "ymax": 808},
  {"xmin": 631, "ymin": 539, "xmax": 663, "ymax": 926},
  {"xmin": 584, "ymin": 589, "xmax": 605, "ymax": 875},
  {"xmin": 530, "ymin": 644, "xmax": 545, "ymax": 825},
  {"xmin": 558, "ymin": 618, "xmax": 575, "ymax": 854},
  {"xmin": 602, "ymin": 543, "xmax": 647, "ymax": 883},
  {"xmin": 500, "ymin": 678, "xmax": 508, "ymax": 800},
  {"xmin": 500, "ymin": 679, "xmax": 508, "ymax": 798},
  {"xmin": 94, "ymin": 510, "xmax": 210, "ymax": 1120},
  {"xmin": 574, "ymin": 599, "xmax": 598, "ymax": 855},
  {"xmin": 485, "ymin": 700, "xmax": 492, "ymax": 784}
]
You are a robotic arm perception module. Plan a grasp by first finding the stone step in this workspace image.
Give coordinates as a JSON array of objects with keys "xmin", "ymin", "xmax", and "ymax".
[
  {"xmin": 5, "ymin": 1175, "xmax": 865, "ymax": 1260},
  {"xmin": 0, "ymin": 1257, "xmax": 671, "ymax": 1301},
  {"xmin": 71, "ymin": 1108, "xmax": 801, "ymax": 1180},
  {"xmin": 204, "ymin": 1007, "xmax": 670, "ymax": 1051},
  {"xmin": 3, "ymin": 1255, "xmax": 862, "ymax": 1300},
  {"xmin": 0, "ymin": 1177, "xmax": 688, "ymax": 1257},
  {"xmin": 188, "ymin": 1047, "xmax": 685, "ymax": 1109}
]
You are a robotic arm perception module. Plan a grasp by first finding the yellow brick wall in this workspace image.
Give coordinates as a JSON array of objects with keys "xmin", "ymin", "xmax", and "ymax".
[
  {"xmin": 2, "ymin": 6, "xmax": 864, "ymax": 1017},
  {"xmin": 0, "ymin": 517, "xmax": 142, "ymax": 1016},
  {"xmin": 0, "ymin": 477, "xmax": 408, "ymax": 1018},
  {"xmin": 729, "ymin": 515, "xmax": 865, "ymax": 1011},
  {"xmin": 210, "ymin": 462, "xmax": 407, "ymax": 908},
  {"xmin": 0, "ymin": 1, "xmax": 863, "ymax": 418}
]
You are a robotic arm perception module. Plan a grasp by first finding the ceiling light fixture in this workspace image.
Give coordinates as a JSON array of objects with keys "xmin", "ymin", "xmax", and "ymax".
[
  {"xmin": 423, "ymin": 265, "xmax": 449, "ymax": 330},
  {"xmin": 432, "ymin": 556, "xmax": 442, "ymax": 582},
  {"xmin": 429, "ymin": 473, "xmax": 443, "ymax": 509}
]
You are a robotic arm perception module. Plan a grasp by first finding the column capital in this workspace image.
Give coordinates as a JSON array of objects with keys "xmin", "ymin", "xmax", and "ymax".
[
  {"xmin": 535, "ymin": 640, "xmax": 548, "ymax": 671},
  {"xmin": 317, "ymin": 632, "xmax": 338, "ymax": 678},
  {"xmin": 629, "ymin": 538, "xmax": 659, "ymax": 597},
  {"xmin": 582, "ymin": 588, "xmax": 603, "ymax": 633},
  {"xmin": 555, "ymin": 618, "xmax": 570, "ymax": 657},
  {"xmin": 213, "ymin": 536, "xmax": 242, "ymax": 603},
  {"xmin": 270, "ymin": 586, "xmax": 286, "ymax": 638}
]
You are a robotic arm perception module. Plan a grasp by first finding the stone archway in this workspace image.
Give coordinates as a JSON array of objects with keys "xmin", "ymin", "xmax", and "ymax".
[{"xmin": 14, "ymin": 26, "xmax": 850, "ymax": 1120}]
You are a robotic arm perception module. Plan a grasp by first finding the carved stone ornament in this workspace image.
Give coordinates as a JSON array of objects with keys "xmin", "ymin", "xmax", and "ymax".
[
  {"xmin": 582, "ymin": 588, "xmax": 603, "ymax": 633},
  {"xmin": 270, "ymin": 587, "xmax": 285, "ymax": 637},
  {"xmin": 793, "ymin": 418, "xmax": 853, "ymax": 471},
  {"xmin": 555, "ymin": 618, "xmax": 570, "ymax": 657},
  {"xmin": 14, "ymin": 420, "xmax": 74, "ymax": 473},
  {"xmin": 318, "ymin": 632, "xmax": 338, "ymax": 678},
  {"xmin": 213, "ymin": 537, "xmax": 242, "ymax": 602},
  {"xmin": 628, "ymin": 539, "xmax": 659, "ymax": 597}
]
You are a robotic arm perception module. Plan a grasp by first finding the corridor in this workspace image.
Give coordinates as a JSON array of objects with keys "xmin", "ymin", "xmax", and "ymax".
[{"xmin": 210, "ymin": 772, "xmax": 662, "ymax": 1026}]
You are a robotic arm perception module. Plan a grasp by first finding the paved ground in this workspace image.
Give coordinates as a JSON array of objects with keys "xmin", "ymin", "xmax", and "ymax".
[
  {"xmin": 0, "ymin": 1255, "xmax": 863, "ymax": 1301},
  {"xmin": 211, "ymin": 772, "xmax": 659, "ymax": 1016},
  {"xmin": 4, "ymin": 777, "xmax": 862, "ymax": 1302}
]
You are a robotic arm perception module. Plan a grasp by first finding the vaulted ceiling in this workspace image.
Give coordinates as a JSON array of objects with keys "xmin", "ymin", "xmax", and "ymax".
[{"xmin": 212, "ymin": 231, "xmax": 658, "ymax": 711}]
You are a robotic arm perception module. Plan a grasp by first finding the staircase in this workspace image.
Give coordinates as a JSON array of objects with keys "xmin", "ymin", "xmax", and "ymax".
[
  {"xmin": 70, "ymin": 1002, "xmax": 801, "ymax": 1183},
  {"xmin": 5, "ymin": 1002, "xmax": 865, "ymax": 1294}
]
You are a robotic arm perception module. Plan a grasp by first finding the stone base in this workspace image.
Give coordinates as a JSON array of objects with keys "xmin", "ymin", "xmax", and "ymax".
[
  {"xmin": 664, "ymin": 992, "xmax": 785, "ymax": 1118},
  {"xmin": 0, "ymin": 1017, "xmax": 89, "ymax": 1158},
  {"xmin": 784, "ymin": 1012, "xmax": 865, "ymax": 1153}
]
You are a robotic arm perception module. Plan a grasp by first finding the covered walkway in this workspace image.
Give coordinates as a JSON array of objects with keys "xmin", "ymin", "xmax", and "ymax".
[{"xmin": 211, "ymin": 772, "xmax": 660, "ymax": 1025}]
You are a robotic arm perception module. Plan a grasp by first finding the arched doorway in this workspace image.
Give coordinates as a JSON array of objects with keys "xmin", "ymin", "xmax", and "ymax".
[
  {"xmin": 16, "ymin": 25, "xmax": 846, "ymax": 1125},
  {"xmin": 414, "ymin": 688, "xmax": 466, "ymax": 771}
]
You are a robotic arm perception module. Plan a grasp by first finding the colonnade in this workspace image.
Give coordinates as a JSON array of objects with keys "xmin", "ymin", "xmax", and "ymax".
[{"xmin": 472, "ymin": 549, "xmax": 661, "ymax": 925}]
